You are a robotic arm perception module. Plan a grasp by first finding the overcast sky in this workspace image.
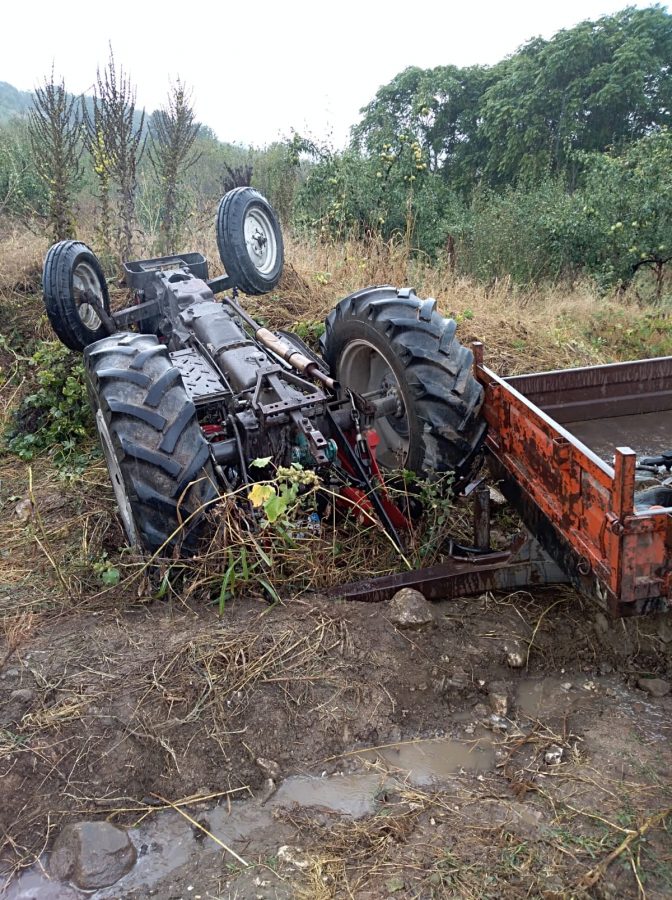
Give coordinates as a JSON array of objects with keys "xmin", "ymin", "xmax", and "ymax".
[{"xmin": 2, "ymin": 1, "xmax": 667, "ymax": 147}]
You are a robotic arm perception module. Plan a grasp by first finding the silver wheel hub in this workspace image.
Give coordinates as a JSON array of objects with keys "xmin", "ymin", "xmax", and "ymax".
[
  {"xmin": 95, "ymin": 408, "xmax": 139, "ymax": 547},
  {"xmin": 73, "ymin": 261, "xmax": 104, "ymax": 330},
  {"xmin": 244, "ymin": 207, "xmax": 277, "ymax": 275},
  {"xmin": 338, "ymin": 339, "xmax": 410, "ymax": 468}
]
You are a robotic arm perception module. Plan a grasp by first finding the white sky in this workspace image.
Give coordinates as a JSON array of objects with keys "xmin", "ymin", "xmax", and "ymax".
[{"xmin": 2, "ymin": 0, "xmax": 667, "ymax": 147}]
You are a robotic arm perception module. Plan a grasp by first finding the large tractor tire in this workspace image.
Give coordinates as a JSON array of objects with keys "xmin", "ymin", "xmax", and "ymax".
[
  {"xmin": 321, "ymin": 286, "xmax": 486, "ymax": 486},
  {"xmin": 43, "ymin": 241, "xmax": 112, "ymax": 351},
  {"xmin": 84, "ymin": 333, "xmax": 217, "ymax": 554},
  {"xmin": 216, "ymin": 187, "xmax": 284, "ymax": 295}
]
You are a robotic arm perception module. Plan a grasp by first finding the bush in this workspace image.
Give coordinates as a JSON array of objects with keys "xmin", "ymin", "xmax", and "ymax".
[{"xmin": 5, "ymin": 341, "xmax": 92, "ymax": 466}]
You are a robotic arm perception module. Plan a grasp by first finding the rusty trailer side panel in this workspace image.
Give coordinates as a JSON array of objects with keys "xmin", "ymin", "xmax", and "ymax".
[{"xmin": 474, "ymin": 345, "xmax": 672, "ymax": 616}]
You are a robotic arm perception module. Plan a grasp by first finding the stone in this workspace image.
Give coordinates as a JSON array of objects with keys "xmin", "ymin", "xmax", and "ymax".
[
  {"xmin": 14, "ymin": 497, "xmax": 33, "ymax": 523},
  {"xmin": 488, "ymin": 486, "xmax": 507, "ymax": 506},
  {"xmin": 488, "ymin": 681, "xmax": 510, "ymax": 716},
  {"xmin": 489, "ymin": 693, "xmax": 509, "ymax": 716},
  {"xmin": 388, "ymin": 588, "xmax": 434, "ymax": 629},
  {"xmin": 504, "ymin": 640, "xmax": 526, "ymax": 668},
  {"xmin": 637, "ymin": 677, "xmax": 670, "ymax": 698},
  {"xmin": 544, "ymin": 745, "xmax": 564, "ymax": 765},
  {"xmin": 9, "ymin": 688, "xmax": 35, "ymax": 704},
  {"xmin": 50, "ymin": 821, "xmax": 136, "ymax": 889},
  {"xmin": 256, "ymin": 757, "xmax": 280, "ymax": 780},
  {"xmin": 277, "ymin": 845, "xmax": 310, "ymax": 870}
]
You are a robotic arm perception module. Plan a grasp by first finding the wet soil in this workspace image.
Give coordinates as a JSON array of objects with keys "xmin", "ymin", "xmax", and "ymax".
[{"xmin": 1, "ymin": 590, "xmax": 671, "ymax": 898}]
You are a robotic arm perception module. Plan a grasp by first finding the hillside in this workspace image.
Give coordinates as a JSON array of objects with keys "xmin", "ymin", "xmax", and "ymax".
[{"xmin": 0, "ymin": 80, "xmax": 33, "ymax": 122}]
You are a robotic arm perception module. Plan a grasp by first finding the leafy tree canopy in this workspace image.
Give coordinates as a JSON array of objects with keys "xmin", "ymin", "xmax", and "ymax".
[{"xmin": 354, "ymin": 5, "xmax": 672, "ymax": 190}]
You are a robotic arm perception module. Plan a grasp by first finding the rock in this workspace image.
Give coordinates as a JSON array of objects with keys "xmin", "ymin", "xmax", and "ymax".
[
  {"xmin": 489, "ymin": 692, "xmax": 509, "ymax": 716},
  {"xmin": 488, "ymin": 714, "xmax": 509, "ymax": 733},
  {"xmin": 504, "ymin": 640, "xmax": 525, "ymax": 668},
  {"xmin": 544, "ymin": 745, "xmax": 564, "ymax": 765},
  {"xmin": 388, "ymin": 588, "xmax": 434, "ymax": 629},
  {"xmin": 637, "ymin": 677, "xmax": 670, "ymax": 698},
  {"xmin": 256, "ymin": 757, "xmax": 280, "ymax": 780},
  {"xmin": 10, "ymin": 688, "xmax": 35, "ymax": 704},
  {"xmin": 14, "ymin": 497, "xmax": 33, "ymax": 523},
  {"xmin": 277, "ymin": 845, "xmax": 310, "ymax": 870},
  {"xmin": 50, "ymin": 821, "xmax": 136, "ymax": 889},
  {"xmin": 488, "ymin": 485, "xmax": 507, "ymax": 506},
  {"xmin": 488, "ymin": 681, "xmax": 510, "ymax": 716}
]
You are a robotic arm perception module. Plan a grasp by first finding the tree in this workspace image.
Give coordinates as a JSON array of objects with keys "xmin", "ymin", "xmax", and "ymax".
[
  {"xmin": 353, "ymin": 6, "xmax": 672, "ymax": 192},
  {"xmin": 27, "ymin": 70, "xmax": 82, "ymax": 240},
  {"xmin": 478, "ymin": 6, "xmax": 672, "ymax": 186},
  {"xmin": 148, "ymin": 80, "xmax": 200, "ymax": 254},
  {"xmin": 82, "ymin": 96, "xmax": 113, "ymax": 259},
  {"xmin": 577, "ymin": 130, "xmax": 672, "ymax": 294},
  {"xmin": 0, "ymin": 120, "xmax": 48, "ymax": 221},
  {"xmin": 353, "ymin": 64, "xmax": 493, "ymax": 193},
  {"xmin": 84, "ymin": 48, "xmax": 145, "ymax": 259}
]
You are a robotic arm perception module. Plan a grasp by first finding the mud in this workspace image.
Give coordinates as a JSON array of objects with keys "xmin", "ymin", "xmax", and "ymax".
[{"xmin": 2, "ymin": 590, "xmax": 671, "ymax": 899}]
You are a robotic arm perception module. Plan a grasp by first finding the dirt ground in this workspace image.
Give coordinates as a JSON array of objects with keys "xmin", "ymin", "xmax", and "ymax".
[{"xmin": 1, "ymin": 551, "xmax": 671, "ymax": 898}]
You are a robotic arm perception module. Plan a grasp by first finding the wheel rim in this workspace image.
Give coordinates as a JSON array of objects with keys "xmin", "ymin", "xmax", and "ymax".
[
  {"xmin": 337, "ymin": 339, "xmax": 409, "ymax": 469},
  {"xmin": 95, "ymin": 408, "xmax": 140, "ymax": 547},
  {"xmin": 72, "ymin": 261, "xmax": 104, "ymax": 330},
  {"xmin": 243, "ymin": 207, "xmax": 277, "ymax": 276}
]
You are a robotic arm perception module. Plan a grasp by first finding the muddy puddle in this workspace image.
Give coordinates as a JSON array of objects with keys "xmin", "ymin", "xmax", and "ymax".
[
  {"xmin": 362, "ymin": 736, "xmax": 495, "ymax": 784},
  {"xmin": 5, "ymin": 735, "xmax": 495, "ymax": 899}
]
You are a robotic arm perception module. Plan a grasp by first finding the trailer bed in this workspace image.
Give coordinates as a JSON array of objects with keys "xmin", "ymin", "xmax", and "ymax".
[
  {"xmin": 474, "ymin": 349, "xmax": 672, "ymax": 615},
  {"xmin": 568, "ymin": 410, "xmax": 672, "ymax": 463}
]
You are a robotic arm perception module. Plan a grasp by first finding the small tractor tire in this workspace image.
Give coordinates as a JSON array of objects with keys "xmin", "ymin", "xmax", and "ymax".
[
  {"xmin": 84, "ymin": 333, "xmax": 217, "ymax": 554},
  {"xmin": 216, "ymin": 187, "xmax": 284, "ymax": 295},
  {"xmin": 321, "ymin": 286, "xmax": 486, "ymax": 485},
  {"xmin": 43, "ymin": 241, "xmax": 112, "ymax": 351}
]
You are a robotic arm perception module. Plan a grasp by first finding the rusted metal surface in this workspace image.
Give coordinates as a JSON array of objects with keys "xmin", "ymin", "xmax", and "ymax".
[
  {"xmin": 568, "ymin": 410, "xmax": 672, "ymax": 462},
  {"xmin": 474, "ymin": 345, "xmax": 672, "ymax": 616},
  {"xmin": 506, "ymin": 356, "xmax": 672, "ymax": 422},
  {"xmin": 327, "ymin": 534, "xmax": 568, "ymax": 604}
]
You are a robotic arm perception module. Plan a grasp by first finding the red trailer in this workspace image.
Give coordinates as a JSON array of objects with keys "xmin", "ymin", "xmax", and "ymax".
[{"xmin": 333, "ymin": 348, "xmax": 672, "ymax": 617}]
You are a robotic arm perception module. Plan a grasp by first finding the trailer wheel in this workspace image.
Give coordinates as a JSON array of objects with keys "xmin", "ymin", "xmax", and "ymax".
[
  {"xmin": 43, "ymin": 241, "xmax": 112, "ymax": 351},
  {"xmin": 321, "ymin": 286, "xmax": 486, "ymax": 485},
  {"xmin": 84, "ymin": 333, "xmax": 217, "ymax": 554},
  {"xmin": 216, "ymin": 187, "xmax": 284, "ymax": 295}
]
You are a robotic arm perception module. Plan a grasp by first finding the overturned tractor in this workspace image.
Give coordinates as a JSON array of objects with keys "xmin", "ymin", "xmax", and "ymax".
[{"xmin": 43, "ymin": 188, "xmax": 485, "ymax": 555}]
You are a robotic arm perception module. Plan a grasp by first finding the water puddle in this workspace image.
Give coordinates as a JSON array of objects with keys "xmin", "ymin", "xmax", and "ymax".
[
  {"xmin": 517, "ymin": 677, "xmax": 578, "ymax": 719},
  {"xmin": 5, "ymin": 735, "xmax": 494, "ymax": 898},
  {"xmin": 272, "ymin": 772, "xmax": 385, "ymax": 818},
  {"xmin": 365, "ymin": 737, "xmax": 495, "ymax": 784}
]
